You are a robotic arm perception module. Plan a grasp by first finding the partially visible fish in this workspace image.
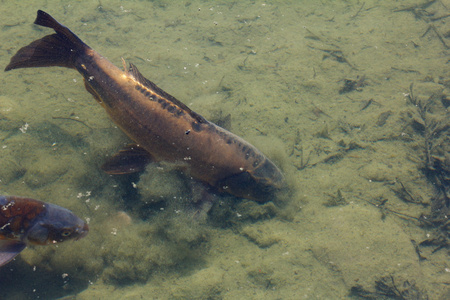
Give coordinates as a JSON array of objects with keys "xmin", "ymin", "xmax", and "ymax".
[
  {"xmin": 5, "ymin": 10, "xmax": 285, "ymax": 202},
  {"xmin": 0, "ymin": 196, "xmax": 88, "ymax": 267}
]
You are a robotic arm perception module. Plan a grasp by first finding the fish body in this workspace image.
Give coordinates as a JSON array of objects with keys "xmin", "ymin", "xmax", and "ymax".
[
  {"xmin": 0, "ymin": 195, "xmax": 88, "ymax": 267},
  {"xmin": 5, "ymin": 10, "xmax": 285, "ymax": 202}
]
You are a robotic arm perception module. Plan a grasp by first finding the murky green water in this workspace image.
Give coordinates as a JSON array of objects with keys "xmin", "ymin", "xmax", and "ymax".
[{"xmin": 0, "ymin": 0, "xmax": 449, "ymax": 299}]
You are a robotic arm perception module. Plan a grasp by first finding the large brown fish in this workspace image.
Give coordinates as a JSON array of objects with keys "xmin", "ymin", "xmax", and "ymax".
[{"xmin": 5, "ymin": 10, "xmax": 284, "ymax": 202}]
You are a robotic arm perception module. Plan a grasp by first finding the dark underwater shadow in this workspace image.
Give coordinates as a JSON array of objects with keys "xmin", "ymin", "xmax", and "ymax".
[{"xmin": 0, "ymin": 258, "xmax": 88, "ymax": 300}]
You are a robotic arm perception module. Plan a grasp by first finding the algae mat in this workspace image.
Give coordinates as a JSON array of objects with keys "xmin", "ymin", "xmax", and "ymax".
[{"xmin": 0, "ymin": 0, "xmax": 449, "ymax": 299}]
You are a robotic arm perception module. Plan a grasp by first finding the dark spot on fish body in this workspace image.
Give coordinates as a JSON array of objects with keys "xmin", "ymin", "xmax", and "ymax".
[
  {"xmin": 191, "ymin": 121, "xmax": 202, "ymax": 132},
  {"xmin": 137, "ymin": 86, "xmax": 186, "ymax": 116},
  {"xmin": 245, "ymin": 148, "xmax": 255, "ymax": 160},
  {"xmin": 135, "ymin": 84, "xmax": 157, "ymax": 103},
  {"xmin": 216, "ymin": 129, "xmax": 228, "ymax": 140},
  {"xmin": 252, "ymin": 159, "xmax": 260, "ymax": 168}
]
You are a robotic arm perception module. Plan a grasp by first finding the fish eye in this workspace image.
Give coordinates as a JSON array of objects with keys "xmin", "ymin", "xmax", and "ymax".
[{"xmin": 61, "ymin": 229, "xmax": 73, "ymax": 237}]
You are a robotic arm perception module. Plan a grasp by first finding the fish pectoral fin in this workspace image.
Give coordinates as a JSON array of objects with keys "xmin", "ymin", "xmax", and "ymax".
[
  {"xmin": 101, "ymin": 144, "xmax": 153, "ymax": 175},
  {"xmin": 0, "ymin": 240, "xmax": 26, "ymax": 267}
]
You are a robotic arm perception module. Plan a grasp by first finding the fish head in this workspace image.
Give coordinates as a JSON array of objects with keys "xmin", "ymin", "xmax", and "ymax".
[
  {"xmin": 24, "ymin": 203, "xmax": 89, "ymax": 245},
  {"xmin": 217, "ymin": 158, "xmax": 285, "ymax": 202}
]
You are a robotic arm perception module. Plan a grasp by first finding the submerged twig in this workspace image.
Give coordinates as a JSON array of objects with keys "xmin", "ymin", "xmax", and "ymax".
[{"xmin": 52, "ymin": 116, "xmax": 92, "ymax": 130}]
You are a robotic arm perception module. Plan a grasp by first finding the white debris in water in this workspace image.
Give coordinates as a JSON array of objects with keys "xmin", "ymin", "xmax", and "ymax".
[{"xmin": 19, "ymin": 123, "xmax": 29, "ymax": 133}]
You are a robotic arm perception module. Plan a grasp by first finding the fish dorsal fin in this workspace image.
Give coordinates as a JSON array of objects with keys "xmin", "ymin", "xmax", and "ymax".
[{"xmin": 128, "ymin": 63, "xmax": 207, "ymax": 124}]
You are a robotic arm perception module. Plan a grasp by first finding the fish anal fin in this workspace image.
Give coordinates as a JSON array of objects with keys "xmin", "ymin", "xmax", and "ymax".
[
  {"xmin": 0, "ymin": 240, "xmax": 26, "ymax": 267},
  {"xmin": 102, "ymin": 144, "xmax": 153, "ymax": 175},
  {"xmin": 84, "ymin": 80, "xmax": 103, "ymax": 104}
]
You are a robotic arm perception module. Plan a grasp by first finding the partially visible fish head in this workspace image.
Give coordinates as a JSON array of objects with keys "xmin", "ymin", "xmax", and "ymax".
[
  {"xmin": 217, "ymin": 158, "xmax": 285, "ymax": 202},
  {"xmin": 24, "ymin": 203, "xmax": 89, "ymax": 245}
]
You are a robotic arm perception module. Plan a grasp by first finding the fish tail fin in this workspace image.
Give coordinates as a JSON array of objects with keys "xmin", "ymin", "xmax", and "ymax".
[{"xmin": 5, "ymin": 10, "xmax": 89, "ymax": 71}]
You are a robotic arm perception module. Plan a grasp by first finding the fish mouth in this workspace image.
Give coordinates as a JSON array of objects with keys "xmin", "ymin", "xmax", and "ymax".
[{"xmin": 76, "ymin": 223, "xmax": 89, "ymax": 240}]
